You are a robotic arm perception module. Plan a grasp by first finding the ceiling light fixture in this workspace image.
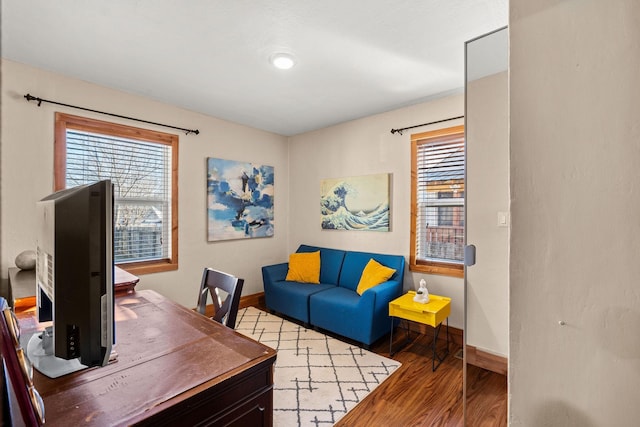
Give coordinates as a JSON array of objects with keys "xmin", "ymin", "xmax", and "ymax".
[{"xmin": 270, "ymin": 52, "xmax": 296, "ymax": 70}]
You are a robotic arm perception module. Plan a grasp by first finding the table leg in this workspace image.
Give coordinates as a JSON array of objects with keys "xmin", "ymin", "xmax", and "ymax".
[
  {"xmin": 389, "ymin": 317, "xmax": 394, "ymax": 356},
  {"xmin": 389, "ymin": 318, "xmax": 413, "ymax": 357},
  {"xmin": 431, "ymin": 318, "xmax": 450, "ymax": 372}
]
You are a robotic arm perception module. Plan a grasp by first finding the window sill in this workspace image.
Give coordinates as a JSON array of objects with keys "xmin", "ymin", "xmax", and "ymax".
[
  {"xmin": 118, "ymin": 259, "xmax": 178, "ymax": 275},
  {"xmin": 409, "ymin": 261, "xmax": 463, "ymax": 278}
]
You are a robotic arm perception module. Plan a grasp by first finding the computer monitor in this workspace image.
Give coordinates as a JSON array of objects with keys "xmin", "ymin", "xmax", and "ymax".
[{"xmin": 27, "ymin": 180, "xmax": 114, "ymax": 378}]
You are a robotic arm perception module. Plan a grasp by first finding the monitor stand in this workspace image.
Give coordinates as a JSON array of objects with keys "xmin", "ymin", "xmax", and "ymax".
[{"xmin": 26, "ymin": 327, "xmax": 87, "ymax": 378}]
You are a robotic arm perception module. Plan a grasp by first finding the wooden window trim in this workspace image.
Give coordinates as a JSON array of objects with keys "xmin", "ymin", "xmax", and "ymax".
[
  {"xmin": 54, "ymin": 112, "xmax": 179, "ymax": 275},
  {"xmin": 410, "ymin": 125, "xmax": 464, "ymax": 278}
]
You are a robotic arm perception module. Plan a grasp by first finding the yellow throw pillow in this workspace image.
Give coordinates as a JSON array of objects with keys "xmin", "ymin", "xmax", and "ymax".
[
  {"xmin": 285, "ymin": 251, "xmax": 321, "ymax": 284},
  {"xmin": 356, "ymin": 259, "xmax": 396, "ymax": 295}
]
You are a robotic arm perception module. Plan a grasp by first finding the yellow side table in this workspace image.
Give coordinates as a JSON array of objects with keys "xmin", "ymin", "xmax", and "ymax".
[{"xmin": 388, "ymin": 291, "xmax": 451, "ymax": 371}]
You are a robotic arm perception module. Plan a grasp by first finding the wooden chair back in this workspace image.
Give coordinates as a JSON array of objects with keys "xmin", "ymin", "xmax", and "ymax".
[
  {"xmin": 196, "ymin": 268, "xmax": 244, "ymax": 329},
  {"xmin": 1, "ymin": 298, "xmax": 45, "ymax": 426}
]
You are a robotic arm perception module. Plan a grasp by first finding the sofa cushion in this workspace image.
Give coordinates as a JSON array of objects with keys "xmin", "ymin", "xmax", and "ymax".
[
  {"xmin": 297, "ymin": 245, "xmax": 346, "ymax": 285},
  {"xmin": 309, "ymin": 286, "xmax": 367, "ymax": 341},
  {"xmin": 285, "ymin": 251, "xmax": 320, "ymax": 283},
  {"xmin": 356, "ymin": 258, "xmax": 397, "ymax": 295},
  {"xmin": 338, "ymin": 251, "xmax": 404, "ymax": 292},
  {"xmin": 264, "ymin": 279, "xmax": 336, "ymax": 324}
]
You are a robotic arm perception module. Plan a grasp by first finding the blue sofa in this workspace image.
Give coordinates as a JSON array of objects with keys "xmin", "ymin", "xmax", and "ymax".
[{"xmin": 262, "ymin": 244, "xmax": 405, "ymax": 346}]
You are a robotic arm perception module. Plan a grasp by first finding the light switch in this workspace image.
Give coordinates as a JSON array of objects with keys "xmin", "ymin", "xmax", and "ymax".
[{"xmin": 497, "ymin": 211, "xmax": 509, "ymax": 227}]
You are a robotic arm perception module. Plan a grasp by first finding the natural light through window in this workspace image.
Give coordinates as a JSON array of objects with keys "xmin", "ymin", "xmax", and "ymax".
[
  {"xmin": 410, "ymin": 125, "xmax": 465, "ymax": 277},
  {"xmin": 54, "ymin": 113, "xmax": 179, "ymax": 274}
]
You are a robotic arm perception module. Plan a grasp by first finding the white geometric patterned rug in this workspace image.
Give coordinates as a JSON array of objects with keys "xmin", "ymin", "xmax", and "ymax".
[{"xmin": 236, "ymin": 307, "xmax": 401, "ymax": 427}]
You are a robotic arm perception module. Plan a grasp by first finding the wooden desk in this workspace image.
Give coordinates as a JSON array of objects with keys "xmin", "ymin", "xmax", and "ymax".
[
  {"xmin": 6, "ymin": 268, "xmax": 36, "ymax": 311},
  {"xmin": 5, "ymin": 266, "xmax": 140, "ymax": 313},
  {"xmin": 15, "ymin": 290, "xmax": 277, "ymax": 426},
  {"xmin": 113, "ymin": 266, "xmax": 141, "ymax": 294}
]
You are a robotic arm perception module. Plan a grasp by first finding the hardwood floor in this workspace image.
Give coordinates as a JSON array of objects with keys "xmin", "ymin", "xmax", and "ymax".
[
  {"xmin": 250, "ymin": 301, "xmax": 507, "ymax": 426},
  {"xmin": 338, "ymin": 334, "xmax": 464, "ymax": 427},
  {"xmin": 337, "ymin": 332, "xmax": 508, "ymax": 427},
  {"xmin": 466, "ymin": 363, "xmax": 509, "ymax": 427}
]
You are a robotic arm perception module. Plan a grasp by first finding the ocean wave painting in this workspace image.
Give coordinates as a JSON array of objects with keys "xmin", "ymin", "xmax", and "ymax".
[
  {"xmin": 320, "ymin": 173, "xmax": 390, "ymax": 231},
  {"xmin": 207, "ymin": 157, "xmax": 274, "ymax": 241}
]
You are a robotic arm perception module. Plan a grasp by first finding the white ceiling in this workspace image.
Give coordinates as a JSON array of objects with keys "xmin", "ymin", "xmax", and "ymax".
[{"xmin": 2, "ymin": 1, "xmax": 507, "ymax": 136}]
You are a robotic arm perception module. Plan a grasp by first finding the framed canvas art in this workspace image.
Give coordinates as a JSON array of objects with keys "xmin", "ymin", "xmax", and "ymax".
[
  {"xmin": 320, "ymin": 173, "xmax": 390, "ymax": 231},
  {"xmin": 207, "ymin": 158, "xmax": 274, "ymax": 241}
]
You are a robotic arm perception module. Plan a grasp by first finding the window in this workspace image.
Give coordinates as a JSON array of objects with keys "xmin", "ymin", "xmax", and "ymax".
[
  {"xmin": 54, "ymin": 113, "xmax": 178, "ymax": 274},
  {"xmin": 436, "ymin": 191, "xmax": 465, "ymax": 227},
  {"xmin": 410, "ymin": 125, "xmax": 464, "ymax": 277}
]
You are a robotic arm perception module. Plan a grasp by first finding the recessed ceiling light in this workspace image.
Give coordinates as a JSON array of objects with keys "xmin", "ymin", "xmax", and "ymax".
[{"xmin": 270, "ymin": 52, "xmax": 296, "ymax": 70}]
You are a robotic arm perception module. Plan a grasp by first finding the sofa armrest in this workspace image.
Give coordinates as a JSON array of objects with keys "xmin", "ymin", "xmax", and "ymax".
[
  {"xmin": 345, "ymin": 280, "xmax": 402, "ymax": 344},
  {"xmin": 356, "ymin": 280, "xmax": 401, "ymax": 310},
  {"xmin": 363, "ymin": 279, "xmax": 402, "ymax": 300},
  {"xmin": 262, "ymin": 262, "xmax": 289, "ymax": 287}
]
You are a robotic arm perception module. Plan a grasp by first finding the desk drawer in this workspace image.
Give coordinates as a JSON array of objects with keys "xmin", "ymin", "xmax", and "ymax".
[
  {"xmin": 389, "ymin": 294, "xmax": 451, "ymax": 327},
  {"xmin": 133, "ymin": 361, "xmax": 275, "ymax": 427}
]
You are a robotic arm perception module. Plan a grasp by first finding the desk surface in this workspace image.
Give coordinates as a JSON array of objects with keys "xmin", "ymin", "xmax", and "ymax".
[
  {"xmin": 7, "ymin": 266, "xmax": 141, "ymax": 312},
  {"xmin": 17, "ymin": 290, "xmax": 277, "ymax": 426},
  {"xmin": 6, "ymin": 268, "xmax": 36, "ymax": 310}
]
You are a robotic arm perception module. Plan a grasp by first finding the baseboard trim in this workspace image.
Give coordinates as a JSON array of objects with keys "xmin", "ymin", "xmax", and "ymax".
[
  {"xmin": 197, "ymin": 292, "xmax": 265, "ymax": 318},
  {"xmin": 465, "ymin": 345, "xmax": 508, "ymax": 376},
  {"xmin": 408, "ymin": 322, "xmax": 508, "ymax": 376},
  {"xmin": 239, "ymin": 292, "xmax": 265, "ymax": 309},
  {"xmin": 411, "ymin": 322, "xmax": 464, "ymax": 347}
]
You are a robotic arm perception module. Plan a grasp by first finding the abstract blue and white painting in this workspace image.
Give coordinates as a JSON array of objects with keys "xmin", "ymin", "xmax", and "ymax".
[
  {"xmin": 207, "ymin": 158, "xmax": 274, "ymax": 241},
  {"xmin": 320, "ymin": 173, "xmax": 390, "ymax": 231}
]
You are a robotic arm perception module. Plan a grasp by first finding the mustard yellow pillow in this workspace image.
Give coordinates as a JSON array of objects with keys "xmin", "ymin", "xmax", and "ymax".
[
  {"xmin": 356, "ymin": 259, "xmax": 396, "ymax": 295},
  {"xmin": 285, "ymin": 251, "xmax": 321, "ymax": 284}
]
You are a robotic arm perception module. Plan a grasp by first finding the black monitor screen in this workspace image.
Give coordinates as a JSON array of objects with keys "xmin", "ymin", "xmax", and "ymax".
[{"xmin": 29, "ymin": 180, "xmax": 114, "ymax": 378}]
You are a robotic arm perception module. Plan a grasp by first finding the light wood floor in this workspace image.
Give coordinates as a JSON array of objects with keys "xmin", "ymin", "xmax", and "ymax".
[{"xmin": 252, "ymin": 302, "xmax": 507, "ymax": 426}]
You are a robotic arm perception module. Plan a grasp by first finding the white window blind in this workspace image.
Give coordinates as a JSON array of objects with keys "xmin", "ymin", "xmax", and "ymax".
[
  {"xmin": 415, "ymin": 132, "xmax": 465, "ymax": 264},
  {"xmin": 65, "ymin": 130, "xmax": 172, "ymax": 264}
]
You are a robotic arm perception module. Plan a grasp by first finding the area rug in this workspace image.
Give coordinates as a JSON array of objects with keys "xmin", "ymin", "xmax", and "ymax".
[{"xmin": 236, "ymin": 307, "xmax": 401, "ymax": 426}]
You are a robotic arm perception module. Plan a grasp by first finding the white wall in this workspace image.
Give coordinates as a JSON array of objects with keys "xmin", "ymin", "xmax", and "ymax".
[
  {"xmin": 288, "ymin": 94, "xmax": 466, "ymax": 328},
  {"xmin": 0, "ymin": 59, "xmax": 290, "ymax": 308},
  {"xmin": 466, "ymin": 70, "xmax": 509, "ymax": 358},
  {"xmin": 510, "ymin": 0, "xmax": 640, "ymax": 425}
]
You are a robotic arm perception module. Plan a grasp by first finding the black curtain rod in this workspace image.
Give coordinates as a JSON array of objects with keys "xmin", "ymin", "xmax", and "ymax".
[
  {"xmin": 24, "ymin": 93, "xmax": 200, "ymax": 135},
  {"xmin": 390, "ymin": 115, "xmax": 464, "ymax": 135}
]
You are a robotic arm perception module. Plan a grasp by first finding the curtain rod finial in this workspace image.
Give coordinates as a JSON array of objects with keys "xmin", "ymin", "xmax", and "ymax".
[{"xmin": 24, "ymin": 93, "xmax": 42, "ymax": 106}]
